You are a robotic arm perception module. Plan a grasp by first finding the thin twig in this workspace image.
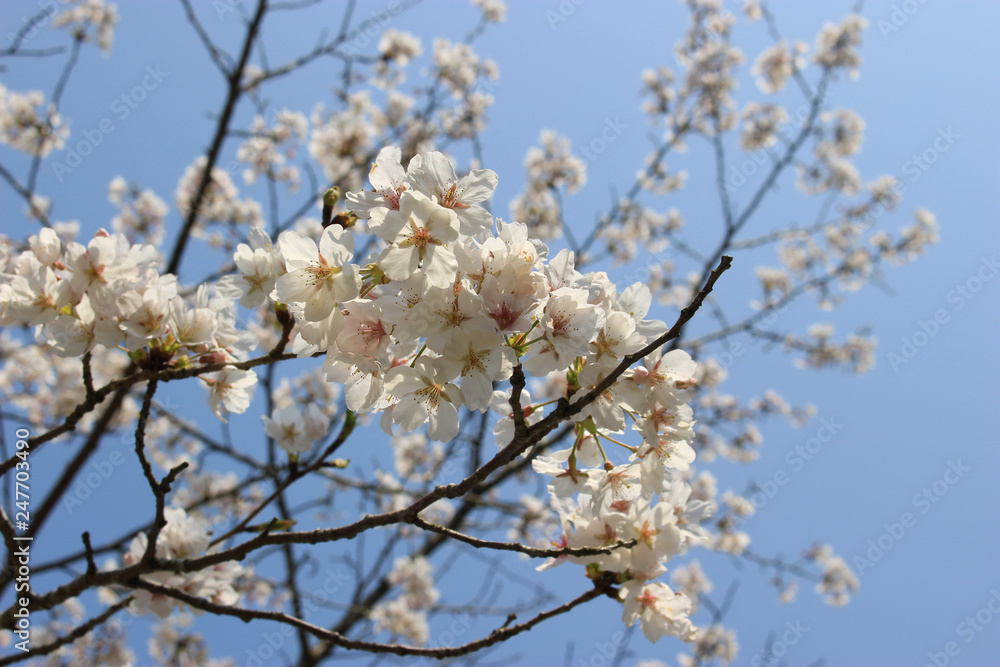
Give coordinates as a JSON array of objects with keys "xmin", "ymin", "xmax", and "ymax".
[{"xmin": 410, "ymin": 516, "xmax": 636, "ymax": 559}]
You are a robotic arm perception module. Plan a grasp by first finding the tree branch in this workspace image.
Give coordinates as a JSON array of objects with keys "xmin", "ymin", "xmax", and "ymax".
[{"xmin": 129, "ymin": 575, "xmax": 614, "ymax": 659}]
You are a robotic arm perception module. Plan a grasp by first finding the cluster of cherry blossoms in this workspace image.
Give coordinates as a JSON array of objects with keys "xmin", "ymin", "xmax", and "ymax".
[
  {"xmin": 526, "ymin": 345, "xmax": 709, "ymax": 642},
  {"xmin": 174, "ymin": 156, "xmax": 265, "ymax": 247},
  {"xmin": 107, "ymin": 177, "xmax": 170, "ymax": 248},
  {"xmin": 51, "ymin": 0, "xmax": 119, "ymax": 54},
  {"xmin": 118, "ymin": 507, "xmax": 243, "ymax": 618},
  {"xmin": 370, "ymin": 556, "xmax": 440, "ymax": 645},
  {"xmin": 235, "ymin": 109, "xmax": 309, "ymax": 193},
  {"xmin": 0, "ymin": 143, "xmax": 850, "ymax": 643},
  {"xmin": 204, "ymin": 147, "xmax": 710, "ymax": 641},
  {"xmin": 0, "ymin": 83, "xmax": 69, "ymax": 158},
  {"xmin": 0, "ymin": 141, "xmax": 712, "ymax": 641},
  {"xmin": 0, "ymin": 0, "xmax": 940, "ymax": 661},
  {"xmin": 0, "ymin": 226, "xmax": 260, "ymax": 424}
]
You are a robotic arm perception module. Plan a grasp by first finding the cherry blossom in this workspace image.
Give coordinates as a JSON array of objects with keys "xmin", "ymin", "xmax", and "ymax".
[
  {"xmin": 436, "ymin": 329, "xmax": 514, "ymax": 411},
  {"xmin": 620, "ymin": 581, "xmax": 698, "ymax": 643},
  {"xmin": 0, "ymin": 3, "xmax": 927, "ymax": 657},
  {"xmin": 385, "ymin": 356, "xmax": 464, "ymax": 442},
  {"xmin": 216, "ymin": 227, "xmax": 282, "ymax": 308},
  {"xmin": 262, "ymin": 404, "xmax": 326, "ymax": 455},
  {"xmin": 122, "ymin": 507, "xmax": 244, "ymax": 618},
  {"xmin": 377, "ymin": 190, "xmax": 461, "ymax": 288},
  {"xmin": 204, "ymin": 367, "xmax": 258, "ymax": 422},
  {"xmin": 274, "ymin": 225, "xmax": 358, "ymax": 321},
  {"xmin": 407, "ymin": 150, "xmax": 498, "ymax": 236}
]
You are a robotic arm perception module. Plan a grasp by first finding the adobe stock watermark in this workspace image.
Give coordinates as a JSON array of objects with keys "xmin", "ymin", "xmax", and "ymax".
[
  {"xmin": 886, "ymin": 254, "xmax": 998, "ymax": 372},
  {"xmin": 921, "ymin": 588, "xmax": 1000, "ymax": 667},
  {"xmin": 576, "ymin": 629, "xmax": 629, "ymax": 667},
  {"xmin": 429, "ymin": 612, "xmax": 474, "ymax": 652},
  {"xmin": 833, "ymin": 126, "xmax": 959, "ymax": 241},
  {"xmin": 574, "ymin": 117, "xmax": 628, "ymax": 166},
  {"xmin": 750, "ymin": 619, "xmax": 810, "ymax": 667},
  {"xmin": 735, "ymin": 416, "xmax": 843, "ymax": 526},
  {"xmin": 852, "ymin": 459, "xmax": 969, "ymax": 577},
  {"xmin": 60, "ymin": 449, "xmax": 127, "ymax": 514},
  {"xmin": 545, "ymin": 0, "xmax": 587, "ymax": 31},
  {"xmin": 51, "ymin": 65, "xmax": 169, "ymax": 182},
  {"xmin": 214, "ymin": 0, "xmax": 244, "ymax": 20},
  {"xmin": 877, "ymin": 0, "xmax": 931, "ymax": 40},
  {"xmin": 339, "ymin": 0, "xmax": 407, "ymax": 56},
  {"xmin": 243, "ymin": 565, "xmax": 351, "ymax": 666},
  {"xmin": 901, "ymin": 126, "xmax": 959, "ymax": 182},
  {"xmin": 6, "ymin": 0, "xmax": 68, "ymax": 48},
  {"xmin": 714, "ymin": 337, "xmax": 750, "ymax": 373},
  {"xmin": 724, "ymin": 99, "xmax": 830, "ymax": 194}
]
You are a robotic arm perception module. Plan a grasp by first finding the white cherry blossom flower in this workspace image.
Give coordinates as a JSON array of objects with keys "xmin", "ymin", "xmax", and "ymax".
[
  {"xmin": 408, "ymin": 150, "xmax": 498, "ymax": 236},
  {"xmin": 620, "ymin": 581, "xmax": 697, "ymax": 643},
  {"xmin": 414, "ymin": 283, "xmax": 494, "ymax": 351},
  {"xmin": 385, "ymin": 356, "xmax": 464, "ymax": 442},
  {"xmin": 64, "ymin": 232, "xmax": 137, "ymax": 297},
  {"xmin": 262, "ymin": 405, "xmax": 315, "ymax": 455},
  {"xmin": 633, "ymin": 436, "xmax": 697, "ymax": 496},
  {"xmin": 166, "ymin": 298, "xmax": 217, "ymax": 351},
  {"xmin": 566, "ymin": 509, "xmax": 631, "ymax": 572},
  {"xmin": 205, "ymin": 367, "xmax": 257, "ymax": 422},
  {"xmin": 488, "ymin": 387, "xmax": 544, "ymax": 447},
  {"xmin": 436, "ymin": 329, "xmax": 514, "ymax": 411},
  {"xmin": 370, "ymin": 597, "xmax": 430, "ymax": 646},
  {"xmin": 337, "ymin": 299, "xmax": 394, "ymax": 356},
  {"xmin": 275, "ymin": 225, "xmax": 358, "ymax": 321},
  {"xmin": 626, "ymin": 499, "xmax": 683, "ymax": 575},
  {"xmin": 217, "ymin": 227, "xmax": 282, "ymax": 308},
  {"xmin": 532, "ymin": 455, "xmax": 593, "ymax": 498},
  {"xmin": 589, "ymin": 310, "xmax": 646, "ymax": 363},
  {"xmin": 347, "ymin": 146, "xmax": 410, "ymax": 223},
  {"xmin": 576, "ymin": 363, "xmax": 641, "ymax": 433},
  {"xmin": 29, "ymin": 228, "xmax": 61, "ymax": 266},
  {"xmin": 7, "ymin": 258, "xmax": 70, "ymax": 326},
  {"xmin": 481, "ymin": 273, "xmax": 539, "ymax": 333},
  {"xmin": 378, "ymin": 190, "xmax": 460, "ymax": 288},
  {"xmin": 327, "ymin": 354, "xmax": 386, "ymax": 413},
  {"xmin": 587, "ymin": 463, "xmax": 642, "ymax": 513},
  {"xmin": 523, "ymin": 286, "xmax": 599, "ymax": 375},
  {"xmin": 40, "ymin": 294, "xmax": 98, "ymax": 357},
  {"xmin": 639, "ymin": 348, "xmax": 698, "ymax": 407},
  {"xmin": 122, "ymin": 507, "xmax": 243, "ymax": 618},
  {"xmin": 117, "ymin": 282, "xmax": 175, "ymax": 350}
]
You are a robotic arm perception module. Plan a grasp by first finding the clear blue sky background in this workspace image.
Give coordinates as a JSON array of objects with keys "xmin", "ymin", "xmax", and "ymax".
[{"xmin": 2, "ymin": 1, "xmax": 998, "ymax": 666}]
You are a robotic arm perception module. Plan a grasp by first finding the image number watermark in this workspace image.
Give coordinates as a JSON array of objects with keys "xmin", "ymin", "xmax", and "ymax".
[{"xmin": 12, "ymin": 426, "xmax": 33, "ymax": 653}]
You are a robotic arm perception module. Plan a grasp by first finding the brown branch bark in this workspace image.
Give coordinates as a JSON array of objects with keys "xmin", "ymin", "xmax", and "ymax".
[{"xmin": 128, "ymin": 575, "xmax": 614, "ymax": 659}]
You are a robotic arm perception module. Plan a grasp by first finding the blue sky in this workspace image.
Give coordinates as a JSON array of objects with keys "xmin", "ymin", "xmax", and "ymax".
[{"xmin": 2, "ymin": 1, "xmax": 999, "ymax": 665}]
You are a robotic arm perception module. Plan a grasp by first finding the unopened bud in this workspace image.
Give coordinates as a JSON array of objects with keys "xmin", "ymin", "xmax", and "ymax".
[
  {"xmin": 323, "ymin": 186, "xmax": 341, "ymax": 209},
  {"xmin": 322, "ymin": 187, "xmax": 341, "ymax": 228},
  {"xmin": 198, "ymin": 351, "xmax": 228, "ymax": 365},
  {"xmin": 244, "ymin": 518, "xmax": 296, "ymax": 533}
]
